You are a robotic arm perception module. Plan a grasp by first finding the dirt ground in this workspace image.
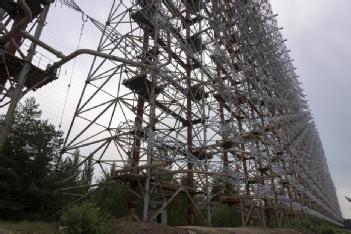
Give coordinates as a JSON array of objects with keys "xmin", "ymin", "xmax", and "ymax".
[
  {"xmin": 115, "ymin": 222, "xmax": 304, "ymax": 234},
  {"xmin": 0, "ymin": 221, "xmax": 307, "ymax": 234},
  {"xmin": 180, "ymin": 226, "xmax": 304, "ymax": 234},
  {"xmin": 115, "ymin": 222, "xmax": 202, "ymax": 234}
]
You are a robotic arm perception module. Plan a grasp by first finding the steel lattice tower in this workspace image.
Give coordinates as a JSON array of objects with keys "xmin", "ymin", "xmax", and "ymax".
[
  {"xmin": 60, "ymin": 0, "xmax": 342, "ymax": 225},
  {"xmin": 0, "ymin": 0, "xmax": 342, "ymax": 226}
]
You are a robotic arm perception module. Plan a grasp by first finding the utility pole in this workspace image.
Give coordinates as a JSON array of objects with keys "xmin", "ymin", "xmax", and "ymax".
[{"xmin": 0, "ymin": 2, "xmax": 52, "ymax": 151}]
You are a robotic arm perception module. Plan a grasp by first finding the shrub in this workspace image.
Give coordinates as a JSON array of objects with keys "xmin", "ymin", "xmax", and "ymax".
[
  {"xmin": 318, "ymin": 224, "xmax": 336, "ymax": 234},
  {"xmin": 167, "ymin": 193, "xmax": 188, "ymax": 226},
  {"xmin": 59, "ymin": 202, "xmax": 109, "ymax": 234},
  {"xmin": 284, "ymin": 218, "xmax": 314, "ymax": 229},
  {"xmin": 344, "ymin": 219, "xmax": 351, "ymax": 229},
  {"xmin": 92, "ymin": 181, "xmax": 129, "ymax": 218},
  {"xmin": 211, "ymin": 205, "xmax": 241, "ymax": 227}
]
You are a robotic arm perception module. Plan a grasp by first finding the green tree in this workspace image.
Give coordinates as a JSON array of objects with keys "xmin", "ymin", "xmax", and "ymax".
[
  {"xmin": 81, "ymin": 155, "xmax": 94, "ymax": 187},
  {"xmin": 90, "ymin": 163, "xmax": 128, "ymax": 218},
  {"xmin": 0, "ymin": 97, "xmax": 63, "ymax": 219},
  {"xmin": 92, "ymin": 178, "xmax": 129, "ymax": 218},
  {"xmin": 167, "ymin": 192, "xmax": 188, "ymax": 225},
  {"xmin": 210, "ymin": 176, "xmax": 223, "ymax": 202},
  {"xmin": 48, "ymin": 149, "xmax": 87, "ymax": 214},
  {"xmin": 54, "ymin": 149, "xmax": 82, "ymax": 188},
  {"xmin": 0, "ymin": 151, "xmax": 23, "ymax": 219}
]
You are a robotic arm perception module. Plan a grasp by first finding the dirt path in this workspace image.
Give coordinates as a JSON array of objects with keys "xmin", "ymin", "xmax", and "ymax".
[
  {"xmin": 114, "ymin": 222, "xmax": 304, "ymax": 234},
  {"xmin": 180, "ymin": 226, "xmax": 303, "ymax": 234},
  {"xmin": 0, "ymin": 222, "xmax": 305, "ymax": 234},
  {"xmin": 115, "ymin": 222, "xmax": 204, "ymax": 234}
]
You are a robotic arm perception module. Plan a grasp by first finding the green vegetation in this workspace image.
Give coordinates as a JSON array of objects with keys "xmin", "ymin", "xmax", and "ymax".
[
  {"xmin": 0, "ymin": 97, "xmax": 64, "ymax": 219},
  {"xmin": 282, "ymin": 218, "xmax": 316, "ymax": 231},
  {"xmin": 92, "ymin": 178, "xmax": 129, "ymax": 218},
  {"xmin": 60, "ymin": 202, "xmax": 110, "ymax": 234},
  {"xmin": 279, "ymin": 217, "xmax": 351, "ymax": 234},
  {"xmin": 0, "ymin": 98, "xmax": 95, "ymax": 221},
  {"xmin": 211, "ymin": 205, "xmax": 241, "ymax": 227},
  {"xmin": 344, "ymin": 219, "xmax": 351, "ymax": 229},
  {"xmin": 0, "ymin": 220, "xmax": 55, "ymax": 232},
  {"xmin": 167, "ymin": 192, "xmax": 188, "ymax": 226}
]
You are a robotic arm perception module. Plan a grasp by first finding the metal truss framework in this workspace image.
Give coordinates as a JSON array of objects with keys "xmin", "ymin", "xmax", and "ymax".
[
  {"xmin": 60, "ymin": 0, "xmax": 342, "ymax": 226},
  {"xmin": 0, "ymin": 0, "xmax": 342, "ymax": 226},
  {"xmin": 0, "ymin": 0, "xmax": 57, "ymax": 150}
]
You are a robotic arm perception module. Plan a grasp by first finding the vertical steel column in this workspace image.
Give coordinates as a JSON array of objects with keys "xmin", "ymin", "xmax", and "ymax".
[
  {"xmin": 143, "ymin": 0, "xmax": 160, "ymax": 219},
  {"xmin": 236, "ymin": 116, "xmax": 249, "ymax": 196},
  {"xmin": 185, "ymin": 9, "xmax": 194, "ymax": 225},
  {"xmin": 129, "ymin": 25, "xmax": 150, "ymax": 217},
  {"xmin": 217, "ymin": 66, "xmax": 229, "ymax": 195},
  {"xmin": 131, "ymin": 28, "xmax": 150, "ymax": 168}
]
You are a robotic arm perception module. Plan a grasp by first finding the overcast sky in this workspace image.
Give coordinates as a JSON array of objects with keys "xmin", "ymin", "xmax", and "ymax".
[
  {"xmin": 271, "ymin": 0, "xmax": 351, "ymax": 219},
  {"xmin": 27, "ymin": 0, "xmax": 351, "ymax": 219}
]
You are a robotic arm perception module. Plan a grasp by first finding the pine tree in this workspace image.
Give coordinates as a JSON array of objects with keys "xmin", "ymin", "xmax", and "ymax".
[
  {"xmin": 55, "ymin": 149, "xmax": 81, "ymax": 187},
  {"xmin": 0, "ymin": 98, "xmax": 97, "ymax": 220},
  {"xmin": 81, "ymin": 155, "xmax": 94, "ymax": 187},
  {"xmin": 0, "ymin": 97, "xmax": 64, "ymax": 219}
]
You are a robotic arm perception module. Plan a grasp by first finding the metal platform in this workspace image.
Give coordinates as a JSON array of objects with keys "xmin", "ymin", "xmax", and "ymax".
[
  {"xmin": 122, "ymin": 74, "xmax": 162, "ymax": 98},
  {"xmin": 0, "ymin": 50, "xmax": 57, "ymax": 90}
]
